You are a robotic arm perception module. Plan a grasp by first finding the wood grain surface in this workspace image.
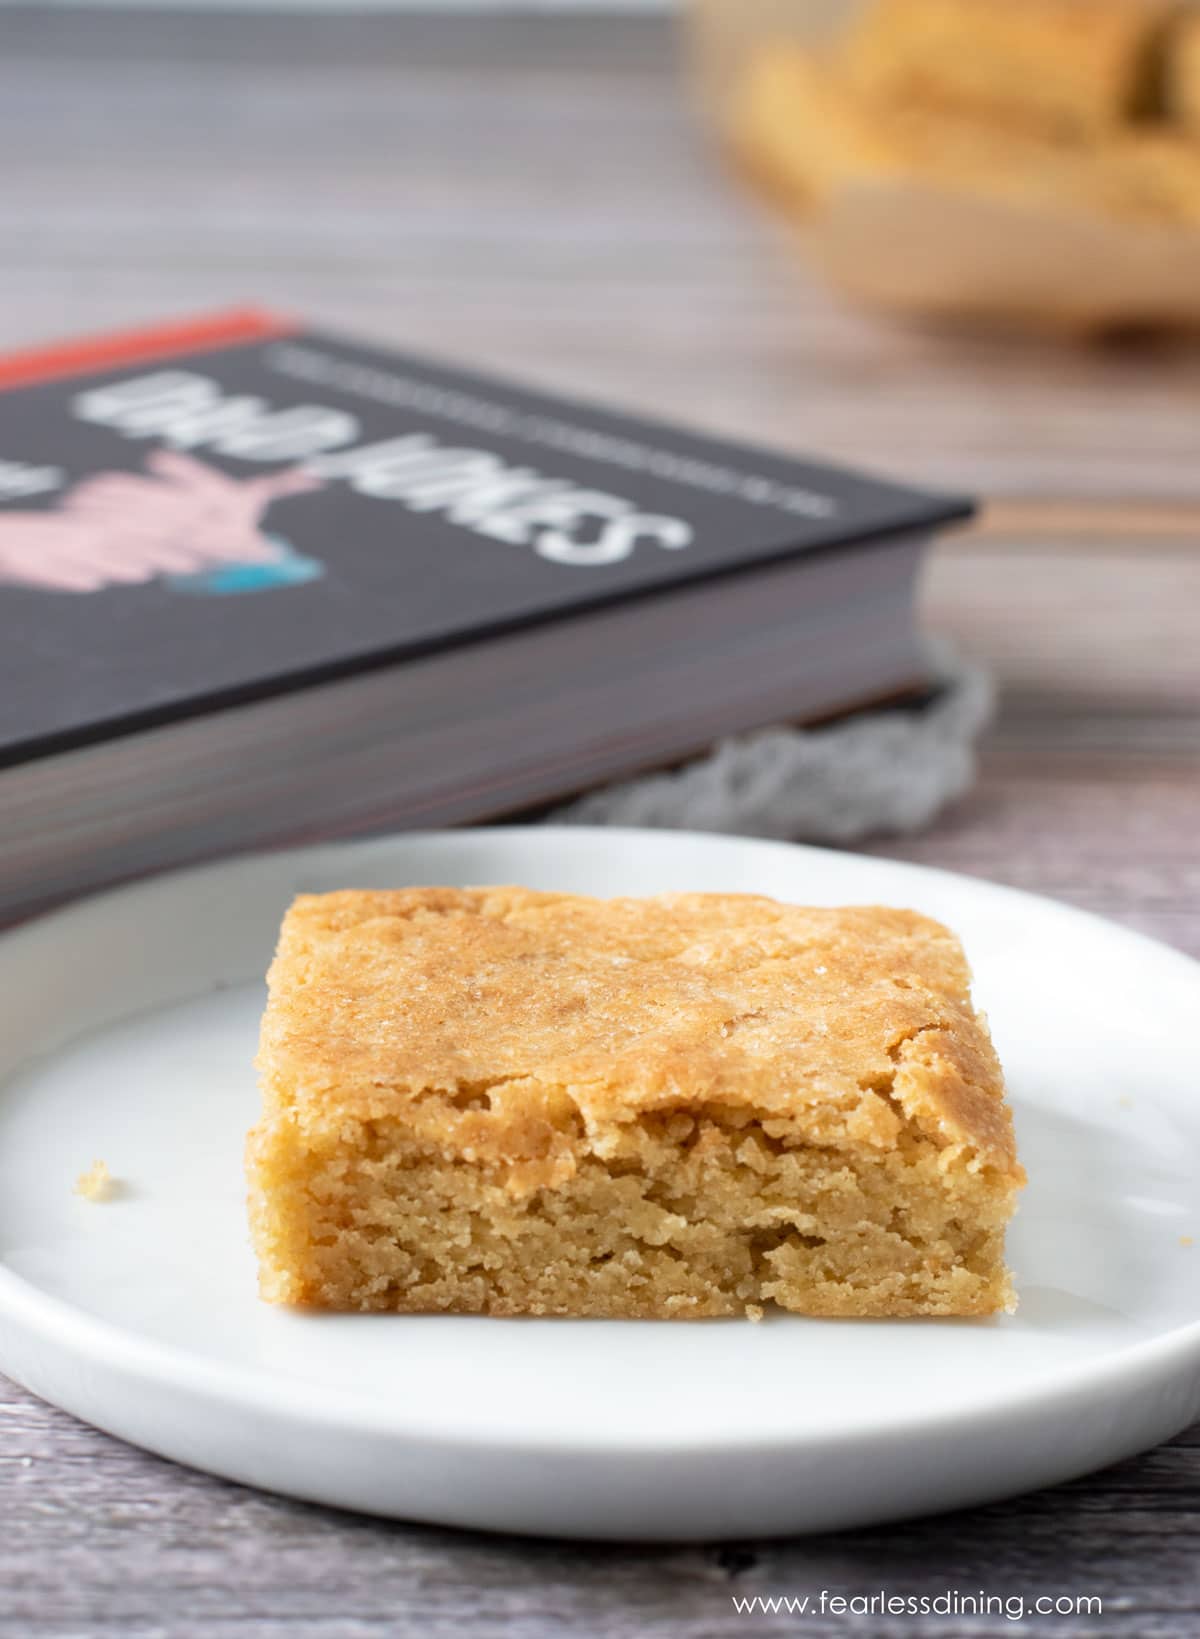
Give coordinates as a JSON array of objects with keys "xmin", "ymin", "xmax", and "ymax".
[{"xmin": 1, "ymin": 10, "xmax": 1197, "ymax": 1637}]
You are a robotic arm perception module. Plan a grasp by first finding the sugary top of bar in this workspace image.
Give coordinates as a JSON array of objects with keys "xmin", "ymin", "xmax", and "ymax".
[{"xmin": 257, "ymin": 887, "xmax": 1020, "ymax": 1172}]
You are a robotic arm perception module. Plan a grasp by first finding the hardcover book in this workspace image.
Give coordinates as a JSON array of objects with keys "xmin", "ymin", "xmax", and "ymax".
[{"xmin": 0, "ymin": 309, "xmax": 971, "ymax": 921}]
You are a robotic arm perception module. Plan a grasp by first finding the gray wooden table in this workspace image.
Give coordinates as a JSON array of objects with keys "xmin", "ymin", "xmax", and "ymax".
[{"xmin": 2, "ymin": 10, "xmax": 1198, "ymax": 1636}]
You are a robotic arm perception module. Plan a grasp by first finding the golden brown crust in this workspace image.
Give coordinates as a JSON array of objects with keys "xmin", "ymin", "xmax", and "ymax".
[{"xmin": 256, "ymin": 886, "xmax": 1020, "ymax": 1177}]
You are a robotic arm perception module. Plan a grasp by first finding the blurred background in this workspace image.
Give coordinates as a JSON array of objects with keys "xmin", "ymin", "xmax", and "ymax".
[
  {"xmin": 2, "ymin": 0, "xmax": 1197, "ymax": 952},
  {"xmin": 3, "ymin": 3, "xmax": 1200, "ymax": 1624}
]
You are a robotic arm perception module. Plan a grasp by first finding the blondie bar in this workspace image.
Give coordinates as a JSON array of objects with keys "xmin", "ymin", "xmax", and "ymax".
[
  {"xmin": 247, "ymin": 888, "xmax": 1023, "ymax": 1318},
  {"xmin": 845, "ymin": 0, "xmax": 1174, "ymax": 134}
]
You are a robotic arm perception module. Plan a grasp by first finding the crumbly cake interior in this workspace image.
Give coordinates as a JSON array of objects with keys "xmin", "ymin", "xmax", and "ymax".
[{"xmin": 248, "ymin": 889, "xmax": 1023, "ymax": 1319}]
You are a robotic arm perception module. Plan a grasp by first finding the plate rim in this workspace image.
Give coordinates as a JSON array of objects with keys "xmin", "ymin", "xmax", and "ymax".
[{"xmin": 2, "ymin": 824, "xmax": 1199, "ymax": 1459}]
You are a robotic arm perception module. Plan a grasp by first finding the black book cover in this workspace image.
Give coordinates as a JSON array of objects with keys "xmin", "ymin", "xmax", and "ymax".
[{"xmin": 0, "ymin": 310, "xmax": 971, "ymax": 768}]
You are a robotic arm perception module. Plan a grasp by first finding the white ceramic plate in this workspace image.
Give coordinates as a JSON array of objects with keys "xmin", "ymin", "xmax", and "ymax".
[{"xmin": 1, "ymin": 828, "xmax": 1198, "ymax": 1541}]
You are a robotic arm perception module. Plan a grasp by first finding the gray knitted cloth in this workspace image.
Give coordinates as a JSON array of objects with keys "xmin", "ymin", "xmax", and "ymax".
[{"xmin": 555, "ymin": 643, "xmax": 992, "ymax": 844}]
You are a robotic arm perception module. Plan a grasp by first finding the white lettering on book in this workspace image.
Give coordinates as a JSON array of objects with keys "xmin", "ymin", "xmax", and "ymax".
[
  {"xmin": 0, "ymin": 460, "xmax": 63, "ymax": 500},
  {"xmin": 73, "ymin": 371, "xmax": 694, "ymax": 567}
]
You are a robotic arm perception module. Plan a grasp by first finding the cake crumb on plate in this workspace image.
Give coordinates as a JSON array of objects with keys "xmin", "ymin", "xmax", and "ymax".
[{"xmin": 74, "ymin": 1159, "xmax": 111, "ymax": 1201}]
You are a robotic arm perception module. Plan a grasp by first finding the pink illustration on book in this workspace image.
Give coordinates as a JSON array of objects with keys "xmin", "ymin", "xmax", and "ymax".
[{"xmin": 0, "ymin": 450, "xmax": 323, "ymax": 594}]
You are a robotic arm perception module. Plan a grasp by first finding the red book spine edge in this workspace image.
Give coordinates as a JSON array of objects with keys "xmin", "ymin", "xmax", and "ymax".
[{"xmin": 0, "ymin": 308, "xmax": 298, "ymax": 392}]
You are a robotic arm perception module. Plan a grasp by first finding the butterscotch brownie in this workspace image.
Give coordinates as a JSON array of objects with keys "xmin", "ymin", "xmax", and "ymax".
[
  {"xmin": 247, "ymin": 888, "xmax": 1023, "ymax": 1318},
  {"xmin": 1167, "ymin": 10, "xmax": 1200, "ymax": 132},
  {"xmin": 844, "ymin": 0, "xmax": 1175, "ymax": 135},
  {"xmin": 733, "ymin": 47, "xmax": 1200, "ymax": 227}
]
